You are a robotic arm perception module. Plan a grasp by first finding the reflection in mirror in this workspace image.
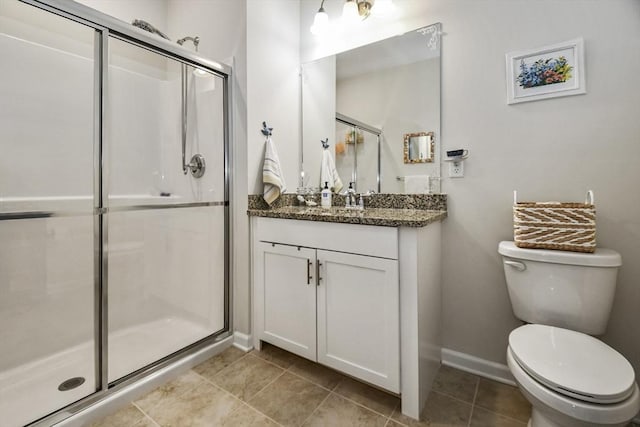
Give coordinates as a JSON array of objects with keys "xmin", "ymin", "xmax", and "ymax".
[
  {"xmin": 404, "ymin": 132, "xmax": 434, "ymax": 164},
  {"xmin": 301, "ymin": 23, "xmax": 441, "ymax": 194}
]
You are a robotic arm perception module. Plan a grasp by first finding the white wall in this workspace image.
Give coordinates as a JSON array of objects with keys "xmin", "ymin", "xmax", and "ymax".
[
  {"xmin": 246, "ymin": 0, "xmax": 301, "ymax": 195},
  {"xmin": 75, "ymin": 0, "xmax": 168, "ymax": 29},
  {"xmin": 302, "ymin": 0, "xmax": 640, "ymax": 379}
]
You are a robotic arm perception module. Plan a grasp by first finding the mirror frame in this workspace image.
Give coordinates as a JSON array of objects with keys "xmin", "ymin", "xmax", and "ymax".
[{"xmin": 403, "ymin": 132, "xmax": 435, "ymax": 164}]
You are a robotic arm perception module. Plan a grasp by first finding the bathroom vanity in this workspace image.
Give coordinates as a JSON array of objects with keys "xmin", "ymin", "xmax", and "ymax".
[{"xmin": 248, "ymin": 194, "xmax": 446, "ymax": 419}]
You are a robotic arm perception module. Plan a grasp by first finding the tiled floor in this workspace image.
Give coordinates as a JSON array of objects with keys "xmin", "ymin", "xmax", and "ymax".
[{"xmin": 91, "ymin": 344, "xmax": 531, "ymax": 427}]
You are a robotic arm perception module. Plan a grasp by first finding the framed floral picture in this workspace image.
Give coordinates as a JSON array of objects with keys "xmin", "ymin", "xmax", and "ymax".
[{"xmin": 506, "ymin": 38, "xmax": 585, "ymax": 104}]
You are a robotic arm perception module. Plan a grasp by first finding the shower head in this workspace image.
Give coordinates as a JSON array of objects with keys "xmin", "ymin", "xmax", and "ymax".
[
  {"xmin": 131, "ymin": 19, "xmax": 170, "ymax": 40},
  {"xmin": 177, "ymin": 36, "xmax": 200, "ymax": 52}
]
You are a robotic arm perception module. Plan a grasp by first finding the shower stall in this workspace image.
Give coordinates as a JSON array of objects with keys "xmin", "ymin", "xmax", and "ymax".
[{"xmin": 0, "ymin": 1, "xmax": 231, "ymax": 425}]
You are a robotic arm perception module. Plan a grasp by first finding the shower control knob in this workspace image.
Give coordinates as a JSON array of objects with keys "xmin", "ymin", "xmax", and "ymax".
[{"xmin": 189, "ymin": 154, "xmax": 206, "ymax": 178}]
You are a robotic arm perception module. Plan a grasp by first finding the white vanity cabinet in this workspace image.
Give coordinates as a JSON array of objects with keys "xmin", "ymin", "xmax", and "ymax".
[
  {"xmin": 254, "ymin": 242, "xmax": 317, "ymax": 360},
  {"xmin": 316, "ymin": 249, "xmax": 399, "ymax": 392},
  {"xmin": 251, "ymin": 215, "xmax": 442, "ymax": 419},
  {"xmin": 252, "ymin": 217, "xmax": 400, "ymax": 392}
]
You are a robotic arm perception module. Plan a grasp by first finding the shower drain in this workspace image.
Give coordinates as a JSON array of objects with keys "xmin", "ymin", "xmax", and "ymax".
[{"xmin": 58, "ymin": 377, "xmax": 85, "ymax": 391}]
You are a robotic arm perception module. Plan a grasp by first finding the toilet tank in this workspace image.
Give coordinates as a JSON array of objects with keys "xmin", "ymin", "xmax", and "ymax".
[{"xmin": 498, "ymin": 241, "xmax": 622, "ymax": 335}]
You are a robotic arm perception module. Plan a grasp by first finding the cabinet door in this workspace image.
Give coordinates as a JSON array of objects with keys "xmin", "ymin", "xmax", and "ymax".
[
  {"xmin": 317, "ymin": 250, "xmax": 400, "ymax": 392},
  {"xmin": 254, "ymin": 242, "xmax": 317, "ymax": 360}
]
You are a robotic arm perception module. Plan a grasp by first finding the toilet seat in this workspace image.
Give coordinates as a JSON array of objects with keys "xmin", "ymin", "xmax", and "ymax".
[
  {"xmin": 507, "ymin": 346, "xmax": 640, "ymax": 426},
  {"xmin": 509, "ymin": 324, "xmax": 635, "ymax": 404}
]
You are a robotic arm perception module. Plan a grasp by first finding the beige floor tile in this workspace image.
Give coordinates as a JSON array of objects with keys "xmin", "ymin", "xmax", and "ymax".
[
  {"xmin": 253, "ymin": 342, "xmax": 304, "ymax": 369},
  {"xmin": 432, "ymin": 365, "xmax": 479, "ymax": 403},
  {"xmin": 386, "ymin": 420, "xmax": 405, "ymax": 427},
  {"xmin": 474, "ymin": 378, "xmax": 531, "ymax": 423},
  {"xmin": 213, "ymin": 353, "xmax": 284, "ymax": 401},
  {"xmin": 144, "ymin": 381, "xmax": 242, "ymax": 426},
  {"xmin": 89, "ymin": 404, "xmax": 147, "ymax": 427},
  {"xmin": 470, "ymin": 406, "xmax": 527, "ymax": 426},
  {"xmin": 288, "ymin": 357, "xmax": 345, "ymax": 390},
  {"xmin": 193, "ymin": 346, "xmax": 247, "ymax": 380},
  {"xmin": 249, "ymin": 372, "xmax": 330, "ymax": 427},
  {"xmin": 134, "ymin": 370, "xmax": 205, "ymax": 414},
  {"xmin": 217, "ymin": 403, "xmax": 280, "ymax": 426},
  {"xmin": 391, "ymin": 391, "xmax": 471, "ymax": 427},
  {"xmin": 302, "ymin": 393, "xmax": 387, "ymax": 427},
  {"xmin": 132, "ymin": 416, "xmax": 158, "ymax": 427},
  {"xmin": 333, "ymin": 377, "xmax": 399, "ymax": 417}
]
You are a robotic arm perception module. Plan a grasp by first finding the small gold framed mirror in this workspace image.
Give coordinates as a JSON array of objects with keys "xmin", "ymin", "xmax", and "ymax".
[{"xmin": 403, "ymin": 132, "xmax": 435, "ymax": 164}]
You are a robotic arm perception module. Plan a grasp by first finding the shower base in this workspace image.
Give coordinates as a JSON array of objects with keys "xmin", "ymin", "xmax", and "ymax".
[{"xmin": 0, "ymin": 316, "xmax": 212, "ymax": 427}]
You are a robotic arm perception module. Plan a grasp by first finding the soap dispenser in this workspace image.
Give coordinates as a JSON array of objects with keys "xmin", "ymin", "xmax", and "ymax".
[
  {"xmin": 321, "ymin": 182, "xmax": 332, "ymax": 209},
  {"xmin": 346, "ymin": 182, "xmax": 355, "ymax": 208}
]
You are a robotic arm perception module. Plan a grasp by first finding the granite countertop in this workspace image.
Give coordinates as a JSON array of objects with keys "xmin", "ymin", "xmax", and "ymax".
[
  {"xmin": 247, "ymin": 205, "xmax": 447, "ymax": 228},
  {"xmin": 247, "ymin": 193, "xmax": 447, "ymax": 227}
]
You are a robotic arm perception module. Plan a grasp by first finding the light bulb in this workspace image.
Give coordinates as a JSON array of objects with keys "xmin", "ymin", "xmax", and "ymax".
[
  {"xmin": 310, "ymin": 8, "xmax": 329, "ymax": 36},
  {"xmin": 342, "ymin": 0, "xmax": 359, "ymax": 25},
  {"xmin": 372, "ymin": 0, "xmax": 395, "ymax": 16}
]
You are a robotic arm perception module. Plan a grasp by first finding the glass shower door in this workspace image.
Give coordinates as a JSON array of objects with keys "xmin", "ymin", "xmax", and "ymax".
[
  {"xmin": 106, "ymin": 37, "xmax": 227, "ymax": 382},
  {"xmin": 0, "ymin": 2, "xmax": 98, "ymax": 425}
]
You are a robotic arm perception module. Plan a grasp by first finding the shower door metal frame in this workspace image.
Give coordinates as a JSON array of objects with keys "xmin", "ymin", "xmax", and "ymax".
[
  {"xmin": 335, "ymin": 113, "xmax": 382, "ymax": 193},
  {"xmin": 13, "ymin": 1, "xmax": 233, "ymax": 425}
]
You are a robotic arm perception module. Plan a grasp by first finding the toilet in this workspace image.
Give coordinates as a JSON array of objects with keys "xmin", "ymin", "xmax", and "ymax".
[{"xmin": 498, "ymin": 241, "xmax": 640, "ymax": 427}]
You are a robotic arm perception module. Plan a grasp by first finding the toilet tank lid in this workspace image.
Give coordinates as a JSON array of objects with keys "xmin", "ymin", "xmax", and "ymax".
[{"xmin": 498, "ymin": 241, "xmax": 621, "ymax": 267}]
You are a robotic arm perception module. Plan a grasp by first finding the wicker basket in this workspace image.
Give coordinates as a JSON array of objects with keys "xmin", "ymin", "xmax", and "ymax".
[{"xmin": 513, "ymin": 191, "xmax": 596, "ymax": 253}]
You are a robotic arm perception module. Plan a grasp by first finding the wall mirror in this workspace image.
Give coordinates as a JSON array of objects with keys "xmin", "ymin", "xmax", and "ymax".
[
  {"xmin": 404, "ymin": 132, "xmax": 434, "ymax": 163},
  {"xmin": 301, "ymin": 22, "xmax": 441, "ymax": 194}
]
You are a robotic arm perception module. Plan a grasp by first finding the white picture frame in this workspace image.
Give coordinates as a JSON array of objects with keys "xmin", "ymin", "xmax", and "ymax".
[{"xmin": 506, "ymin": 38, "xmax": 586, "ymax": 104}]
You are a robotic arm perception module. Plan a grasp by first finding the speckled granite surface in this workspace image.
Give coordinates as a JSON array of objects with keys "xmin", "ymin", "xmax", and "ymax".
[
  {"xmin": 248, "ymin": 193, "xmax": 447, "ymax": 210},
  {"xmin": 247, "ymin": 193, "xmax": 447, "ymax": 227}
]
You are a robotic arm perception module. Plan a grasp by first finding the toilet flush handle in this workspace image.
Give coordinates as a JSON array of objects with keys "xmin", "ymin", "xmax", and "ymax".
[{"xmin": 504, "ymin": 260, "xmax": 526, "ymax": 272}]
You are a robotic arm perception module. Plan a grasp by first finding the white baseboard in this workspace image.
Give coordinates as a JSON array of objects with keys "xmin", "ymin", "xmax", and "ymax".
[
  {"xmin": 233, "ymin": 331, "xmax": 254, "ymax": 352},
  {"xmin": 441, "ymin": 348, "xmax": 515, "ymax": 386}
]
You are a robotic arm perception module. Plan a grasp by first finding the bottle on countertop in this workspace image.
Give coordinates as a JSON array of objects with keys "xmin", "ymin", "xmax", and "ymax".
[
  {"xmin": 321, "ymin": 181, "xmax": 332, "ymax": 209},
  {"xmin": 346, "ymin": 182, "xmax": 355, "ymax": 208}
]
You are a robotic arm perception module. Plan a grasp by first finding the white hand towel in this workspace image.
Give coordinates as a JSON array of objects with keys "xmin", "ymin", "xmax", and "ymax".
[
  {"xmin": 263, "ymin": 137, "xmax": 286, "ymax": 205},
  {"xmin": 320, "ymin": 149, "xmax": 344, "ymax": 193},
  {"xmin": 404, "ymin": 175, "xmax": 430, "ymax": 194}
]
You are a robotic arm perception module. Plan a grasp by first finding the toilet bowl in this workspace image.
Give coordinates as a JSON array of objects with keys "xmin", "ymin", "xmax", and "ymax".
[
  {"xmin": 498, "ymin": 241, "xmax": 640, "ymax": 426},
  {"xmin": 507, "ymin": 324, "xmax": 640, "ymax": 427}
]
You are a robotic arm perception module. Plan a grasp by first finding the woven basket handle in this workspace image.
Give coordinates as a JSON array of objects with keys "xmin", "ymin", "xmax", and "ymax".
[
  {"xmin": 586, "ymin": 190, "xmax": 594, "ymax": 205},
  {"xmin": 513, "ymin": 190, "xmax": 595, "ymax": 205}
]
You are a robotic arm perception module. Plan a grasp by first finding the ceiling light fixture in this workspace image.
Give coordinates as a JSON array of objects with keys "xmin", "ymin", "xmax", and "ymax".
[
  {"xmin": 342, "ymin": 0, "xmax": 360, "ymax": 24},
  {"xmin": 311, "ymin": 0, "xmax": 393, "ymax": 36},
  {"xmin": 356, "ymin": 0, "xmax": 374, "ymax": 19}
]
